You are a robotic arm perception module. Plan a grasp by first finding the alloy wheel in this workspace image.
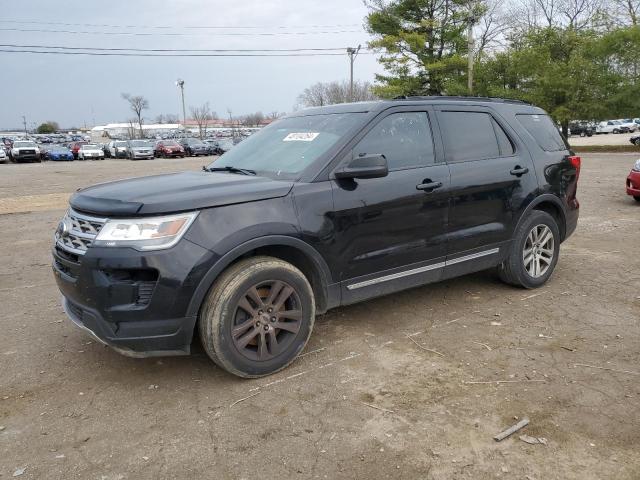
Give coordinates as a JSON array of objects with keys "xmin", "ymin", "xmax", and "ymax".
[
  {"xmin": 523, "ymin": 224, "xmax": 554, "ymax": 278},
  {"xmin": 231, "ymin": 280, "xmax": 302, "ymax": 361}
]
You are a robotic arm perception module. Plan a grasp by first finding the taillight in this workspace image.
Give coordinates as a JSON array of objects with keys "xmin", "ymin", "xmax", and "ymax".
[
  {"xmin": 567, "ymin": 155, "xmax": 580, "ymax": 206},
  {"xmin": 568, "ymin": 155, "xmax": 581, "ymax": 170}
]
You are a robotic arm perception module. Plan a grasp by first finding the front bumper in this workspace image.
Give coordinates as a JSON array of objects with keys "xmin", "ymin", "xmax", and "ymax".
[
  {"xmin": 627, "ymin": 170, "xmax": 640, "ymax": 197},
  {"xmin": 52, "ymin": 238, "xmax": 214, "ymax": 357},
  {"xmin": 162, "ymin": 150, "xmax": 184, "ymax": 157},
  {"xmin": 13, "ymin": 152, "xmax": 39, "ymax": 161},
  {"xmin": 131, "ymin": 152, "xmax": 154, "ymax": 159}
]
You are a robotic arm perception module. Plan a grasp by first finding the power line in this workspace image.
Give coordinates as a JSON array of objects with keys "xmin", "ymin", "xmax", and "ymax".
[
  {"xmin": 0, "ymin": 48, "xmax": 375, "ymax": 57},
  {"xmin": 0, "ymin": 43, "xmax": 363, "ymax": 53},
  {"xmin": 0, "ymin": 27, "xmax": 362, "ymax": 37},
  {"xmin": 0, "ymin": 19, "xmax": 362, "ymax": 30}
]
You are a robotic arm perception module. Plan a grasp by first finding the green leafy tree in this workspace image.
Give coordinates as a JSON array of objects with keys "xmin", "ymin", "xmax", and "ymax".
[
  {"xmin": 36, "ymin": 121, "xmax": 59, "ymax": 134},
  {"xmin": 474, "ymin": 26, "xmax": 640, "ymax": 135},
  {"xmin": 365, "ymin": 0, "xmax": 485, "ymax": 97}
]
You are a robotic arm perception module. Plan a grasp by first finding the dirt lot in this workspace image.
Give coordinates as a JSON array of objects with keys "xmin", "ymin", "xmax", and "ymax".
[
  {"xmin": 569, "ymin": 131, "xmax": 637, "ymax": 146},
  {"xmin": 1, "ymin": 155, "xmax": 639, "ymax": 479}
]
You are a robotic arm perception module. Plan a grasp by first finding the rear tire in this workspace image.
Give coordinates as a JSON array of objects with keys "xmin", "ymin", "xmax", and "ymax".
[
  {"xmin": 634, "ymin": 196, "xmax": 640, "ymax": 202},
  {"xmin": 198, "ymin": 256, "xmax": 315, "ymax": 378},
  {"xmin": 497, "ymin": 210, "xmax": 560, "ymax": 289}
]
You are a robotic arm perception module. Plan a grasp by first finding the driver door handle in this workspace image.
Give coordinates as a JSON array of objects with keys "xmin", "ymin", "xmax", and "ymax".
[
  {"xmin": 416, "ymin": 180, "xmax": 443, "ymax": 192},
  {"xmin": 510, "ymin": 166, "xmax": 529, "ymax": 176}
]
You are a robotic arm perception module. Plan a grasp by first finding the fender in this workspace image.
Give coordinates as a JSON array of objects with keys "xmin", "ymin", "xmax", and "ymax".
[
  {"xmin": 186, "ymin": 235, "xmax": 336, "ymax": 318},
  {"xmin": 513, "ymin": 194, "xmax": 567, "ymax": 240}
]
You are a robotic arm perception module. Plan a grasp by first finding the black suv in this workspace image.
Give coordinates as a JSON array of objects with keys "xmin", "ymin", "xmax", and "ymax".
[
  {"xmin": 52, "ymin": 97, "xmax": 580, "ymax": 378},
  {"xmin": 568, "ymin": 121, "xmax": 594, "ymax": 137}
]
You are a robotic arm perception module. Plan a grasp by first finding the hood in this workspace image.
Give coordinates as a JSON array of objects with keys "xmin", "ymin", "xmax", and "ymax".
[{"xmin": 70, "ymin": 171, "xmax": 294, "ymax": 216}]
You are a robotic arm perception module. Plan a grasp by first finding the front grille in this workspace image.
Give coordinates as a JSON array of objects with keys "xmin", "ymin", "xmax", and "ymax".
[{"xmin": 55, "ymin": 209, "xmax": 107, "ymax": 256}]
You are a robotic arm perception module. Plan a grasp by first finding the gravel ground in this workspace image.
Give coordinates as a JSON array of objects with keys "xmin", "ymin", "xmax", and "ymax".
[
  {"xmin": 569, "ymin": 132, "xmax": 637, "ymax": 146},
  {"xmin": 0, "ymin": 154, "xmax": 639, "ymax": 479}
]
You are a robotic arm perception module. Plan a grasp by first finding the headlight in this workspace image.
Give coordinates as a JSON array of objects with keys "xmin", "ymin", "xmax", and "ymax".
[
  {"xmin": 634, "ymin": 159, "xmax": 640, "ymax": 172},
  {"xmin": 94, "ymin": 212, "xmax": 198, "ymax": 251}
]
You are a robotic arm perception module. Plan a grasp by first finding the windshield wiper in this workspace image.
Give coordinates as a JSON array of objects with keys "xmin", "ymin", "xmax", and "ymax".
[{"xmin": 202, "ymin": 166, "xmax": 256, "ymax": 176}]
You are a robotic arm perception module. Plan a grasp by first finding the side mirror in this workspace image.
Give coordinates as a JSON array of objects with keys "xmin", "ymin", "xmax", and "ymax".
[{"xmin": 334, "ymin": 154, "xmax": 389, "ymax": 180}]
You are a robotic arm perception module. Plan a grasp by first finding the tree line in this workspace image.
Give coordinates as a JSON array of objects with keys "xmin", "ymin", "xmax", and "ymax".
[{"xmin": 364, "ymin": 0, "xmax": 640, "ymax": 134}]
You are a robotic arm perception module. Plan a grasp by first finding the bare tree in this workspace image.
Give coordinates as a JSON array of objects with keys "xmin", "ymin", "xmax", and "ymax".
[
  {"xmin": 610, "ymin": 0, "xmax": 639, "ymax": 24},
  {"xmin": 121, "ymin": 93, "xmax": 149, "ymax": 138},
  {"xmin": 508, "ymin": 0, "xmax": 603, "ymax": 30},
  {"xmin": 190, "ymin": 102, "xmax": 212, "ymax": 139},
  {"xmin": 164, "ymin": 114, "xmax": 180, "ymax": 124},
  {"xmin": 561, "ymin": 0, "xmax": 603, "ymax": 28},
  {"xmin": 126, "ymin": 119, "xmax": 138, "ymax": 140},
  {"xmin": 297, "ymin": 80, "xmax": 377, "ymax": 108},
  {"xmin": 475, "ymin": 0, "xmax": 511, "ymax": 58},
  {"xmin": 268, "ymin": 111, "xmax": 284, "ymax": 120},
  {"xmin": 242, "ymin": 112, "xmax": 265, "ymax": 127}
]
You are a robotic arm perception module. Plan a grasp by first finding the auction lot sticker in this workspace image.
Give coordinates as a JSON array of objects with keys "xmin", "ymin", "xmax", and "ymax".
[{"xmin": 283, "ymin": 132, "xmax": 320, "ymax": 142}]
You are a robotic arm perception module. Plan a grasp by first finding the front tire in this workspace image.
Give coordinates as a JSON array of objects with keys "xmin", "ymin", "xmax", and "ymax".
[
  {"xmin": 198, "ymin": 256, "xmax": 316, "ymax": 378},
  {"xmin": 634, "ymin": 196, "xmax": 640, "ymax": 202},
  {"xmin": 497, "ymin": 210, "xmax": 560, "ymax": 289}
]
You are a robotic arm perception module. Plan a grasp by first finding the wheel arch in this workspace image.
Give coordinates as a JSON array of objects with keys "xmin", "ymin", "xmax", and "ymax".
[
  {"xmin": 516, "ymin": 195, "xmax": 567, "ymax": 241},
  {"xmin": 187, "ymin": 236, "xmax": 336, "ymax": 320}
]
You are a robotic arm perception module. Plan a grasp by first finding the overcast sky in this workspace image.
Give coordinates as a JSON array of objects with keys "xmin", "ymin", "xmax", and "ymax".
[{"xmin": 0, "ymin": 0, "xmax": 382, "ymax": 129}]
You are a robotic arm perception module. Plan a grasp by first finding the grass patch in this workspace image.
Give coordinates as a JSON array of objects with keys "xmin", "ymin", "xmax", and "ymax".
[{"xmin": 571, "ymin": 144, "xmax": 640, "ymax": 153}]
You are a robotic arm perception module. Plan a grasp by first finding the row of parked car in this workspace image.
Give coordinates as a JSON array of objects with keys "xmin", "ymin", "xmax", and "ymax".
[
  {"xmin": 569, "ymin": 118, "xmax": 640, "ymax": 137},
  {"xmin": 0, "ymin": 137, "xmax": 238, "ymax": 163}
]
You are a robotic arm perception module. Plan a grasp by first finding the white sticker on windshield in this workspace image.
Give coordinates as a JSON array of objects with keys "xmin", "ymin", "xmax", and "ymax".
[{"xmin": 283, "ymin": 132, "xmax": 319, "ymax": 142}]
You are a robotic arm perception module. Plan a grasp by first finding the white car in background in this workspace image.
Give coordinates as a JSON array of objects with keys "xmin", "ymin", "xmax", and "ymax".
[
  {"xmin": 617, "ymin": 119, "xmax": 638, "ymax": 132},
  {"xmin": 10, "ymin": 140, "xmax": 41, "ymax": 162},
  {"xmin": 108, "ymin": 140, "xmax": 128, "ymax": 158},
  {"xmin": 78, "ymin": 144, "xmax": 105, "ymax": 160},
  {"xmin": 0, "ymin": 146, "xmax": 8, "ymax": 163},
  {"xmin": 596, "ymin": 120, "xmax": 624, "ymax": 134}
]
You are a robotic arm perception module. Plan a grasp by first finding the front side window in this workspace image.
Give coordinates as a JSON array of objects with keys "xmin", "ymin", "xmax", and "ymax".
[
  {"xmin": 439, "ymin": 111, "xmax": 501, "ymax": 162},
  {"xmin": 353, "ymin": 112, "xmax": 435, "ymax": 169}
]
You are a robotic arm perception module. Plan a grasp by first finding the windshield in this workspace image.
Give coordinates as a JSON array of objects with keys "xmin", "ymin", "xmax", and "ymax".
[
  {"xmin": 162, "ymin": 141, "xmax": 179, "ymax": 146},
  {"xmin": 14, "ymin": 141, "xmax": 37, "ymax": 148},
  {"xmin": 114, "ymin": 141, "xmax": 127, "ymax": 146},
  {"xmin": 83, "ymin": 144, "xmax": 99, "ymax": 149},
  {"xmin": 207, "ymin": 113, "xmax": 364, "ymax": 178},
  {"xmin": 186, "ymin": 139, "xmax": 204, "ymax": 145},
  {"xmin": 130, "ymin": 140, "xmax": 149, "ymax": 147}
]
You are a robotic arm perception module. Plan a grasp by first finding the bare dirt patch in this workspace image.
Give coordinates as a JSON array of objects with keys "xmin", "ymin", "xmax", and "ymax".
[{"xmin": 0, "ymin": 154, "xmax": 638, "ymax": 479}]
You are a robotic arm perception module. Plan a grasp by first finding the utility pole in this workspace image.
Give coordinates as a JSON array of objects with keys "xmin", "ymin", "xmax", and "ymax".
[
  {"xmin": 176, "ymin": 79, "xmax": 186, "ymax": 125},
  {"xmin": 22, "ymin": 116, "xmax": 28, "ymax": 136},
  {"xmin": 467, "ymin": 2, "xmax": 477, "ymax": 95},
  {"xmin": 346, "ymin": 45, "xmax": 361, "ymax": 102},
  {"xmin": 467, "ymin": 20, "xmax": 474, "ymax": 94}
]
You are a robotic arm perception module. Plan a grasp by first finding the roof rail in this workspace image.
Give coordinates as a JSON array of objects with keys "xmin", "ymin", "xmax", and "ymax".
[{"xmin": 392, "ymin": 95, "xmax": 530, "ymax": 105}]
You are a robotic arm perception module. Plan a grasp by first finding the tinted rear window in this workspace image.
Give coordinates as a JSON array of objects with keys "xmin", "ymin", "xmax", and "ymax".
[
  {"xmin": 439, "ymin": 111, "xmax": 500, "ymax": 162},
  {"xmin": 516, "ymin": 114, "xmax": 568, "ymax": 151}
]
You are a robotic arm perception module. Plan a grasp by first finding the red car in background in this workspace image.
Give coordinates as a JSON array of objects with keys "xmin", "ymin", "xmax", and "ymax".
[
  {"xmin": 627, "ymin": 159, "xmax": 640, "ymax": 202},
  {"xmin": 154, "ymin": 140, "xmax": 185, "ymax": 158}
]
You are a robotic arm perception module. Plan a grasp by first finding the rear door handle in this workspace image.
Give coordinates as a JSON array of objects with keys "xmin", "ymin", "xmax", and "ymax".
[
  {"xmin": 510, "ymin": 166, "xmax": 529, "ymax": 176},
  {"xmin": 416, "ymin": 180, "xmax": 443, "ymax": 192}
]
